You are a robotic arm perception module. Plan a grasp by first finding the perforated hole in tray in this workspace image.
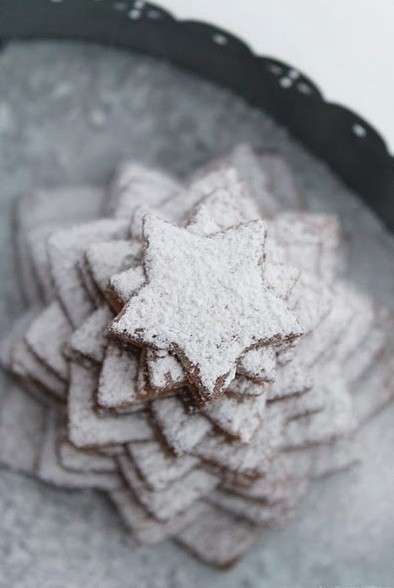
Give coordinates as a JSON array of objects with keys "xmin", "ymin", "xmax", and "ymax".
[
  {"xmin": 353, "ymin": 123, "xmax": 367, "ymax": 138},
  {"xmin": 212, "ymin": 33, "xmax": 228, "ymax": 46}
]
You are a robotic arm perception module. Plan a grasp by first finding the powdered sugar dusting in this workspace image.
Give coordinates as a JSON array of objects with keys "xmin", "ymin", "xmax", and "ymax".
[
  {"xmin": 68, "ymin": 362, "xmax": 153, "ymax": 448},
  {"xmin": 111, "ymin": 215, "xmax": 302, "ymax": 400}
]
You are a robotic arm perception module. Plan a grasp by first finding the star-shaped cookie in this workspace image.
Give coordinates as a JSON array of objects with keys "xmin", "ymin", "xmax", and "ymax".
[{"xmin": 110, "ymin": 215, "xmax": 302, "ymax": 402}]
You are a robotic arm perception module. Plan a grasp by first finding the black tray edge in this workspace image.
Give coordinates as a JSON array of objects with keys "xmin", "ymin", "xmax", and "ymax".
[{"xmin": 1, "ymin": 0, "xmax": 393, "ymax": 232}]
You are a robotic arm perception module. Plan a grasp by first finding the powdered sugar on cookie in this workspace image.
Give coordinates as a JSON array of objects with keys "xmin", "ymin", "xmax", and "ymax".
[{"xmin": 111, "ymin": 215, "xmax": 302, "ymax": 401}]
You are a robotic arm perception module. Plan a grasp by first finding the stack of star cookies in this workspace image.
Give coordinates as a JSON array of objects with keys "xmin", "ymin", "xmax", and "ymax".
[{"xmin": 1, "ymin": 144, "xmax": 393, "ymax": 568}]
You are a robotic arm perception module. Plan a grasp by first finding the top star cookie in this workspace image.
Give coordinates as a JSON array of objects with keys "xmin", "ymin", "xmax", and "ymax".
[{"xmin": 110, "ymin": 214, "xmax": 302, "ymax": 402}]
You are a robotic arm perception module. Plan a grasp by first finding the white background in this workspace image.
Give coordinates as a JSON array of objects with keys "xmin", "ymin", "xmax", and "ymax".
[{"xmin": 163, "ymin": 0, "xmax": 394, "ymax": 152}]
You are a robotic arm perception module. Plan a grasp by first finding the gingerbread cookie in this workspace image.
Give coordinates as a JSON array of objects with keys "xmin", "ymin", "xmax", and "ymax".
[
  {"xmin": 48, "ymin": 218, "xmax": 129, "ymax": 326},
  {"xmin": 37, "ymin": 410, "xmax": 121, "ymax": 490},
  {"xmin": 111, "ymin": 215, "xmax": 302, "ymax": 402},
  {"xmin": 111, "ymin": 486, "xmax": 205, "ymax": 545},
  {"xmin": 2, "ymin": 145, "xmax": 393, "ymax": 570},
  {"xmin": 25, "ymin": 301, "xmax": 71, "ymax": 381},
  {"xmin": 118, "ymin": 454, "xmax": 218, "ymax": 521},
  {"xmin": 68, "ymin": 362, "xmax": 153, "ymax": 448},
  {"xmin": 67, "ymin": 306, "xmax": 112, "ymax": 365},
  {"xmin": 127, "ymin": 440, "xmax": 199, "ymax": 492}
]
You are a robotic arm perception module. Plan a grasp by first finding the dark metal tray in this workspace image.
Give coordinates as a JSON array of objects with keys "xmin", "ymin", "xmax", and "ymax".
[{"xmin": 1, "ymin": 0, "xmax": 393, "ymax": 231}]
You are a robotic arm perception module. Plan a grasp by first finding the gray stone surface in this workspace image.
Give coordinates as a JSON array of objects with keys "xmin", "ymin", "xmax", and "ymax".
[{"xmin": 0, "ymin": 41, "xmax": 393, "ymax": 588}]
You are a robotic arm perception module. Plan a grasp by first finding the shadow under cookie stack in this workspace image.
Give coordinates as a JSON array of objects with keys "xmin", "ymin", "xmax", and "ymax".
[{"xmin": 1, "ymin": 144, "xmax": 393, "ymax": 568}]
